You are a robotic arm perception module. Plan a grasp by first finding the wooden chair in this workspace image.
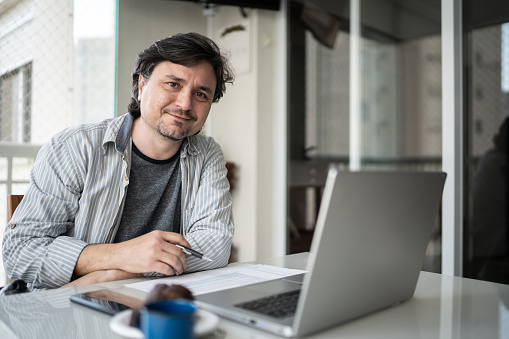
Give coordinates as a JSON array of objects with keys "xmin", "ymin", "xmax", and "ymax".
[
  {"xmin": 5, "ymin": 195, "xmax": 23, "ymax": 284},
  {"xmin": 7, "ymin": 195, "xmax": 24, "ymax": 222}
]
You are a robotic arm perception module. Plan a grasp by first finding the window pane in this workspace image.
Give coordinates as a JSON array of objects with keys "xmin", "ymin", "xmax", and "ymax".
[
  {"xmin": 288, "ymin": 0, "xmax": 442, "ymax": 273},
  {"xmin": 465, "ymin": 1, "xmax": 509, "ymax": 284},
  {"xmin": 360, "ymin": 1, "xmax": 442, "ymax": 272},
  {"xmin": 12, "ymin": 157, "xmax": 34, "ymax": 181},
  {"xmin": 0, "ymin": 184, "xmax": 5, "ymax": 285},
  {"xmin": 11, "ymin": 183, "xmax": 30, "ymax": 195},
  {"xmin": 0, "ymin": 158, "xmax": 6, "ymax": 181},
  {"xmin": 73, "ymin": 0, "xmax": 116, "ymax": 124}
]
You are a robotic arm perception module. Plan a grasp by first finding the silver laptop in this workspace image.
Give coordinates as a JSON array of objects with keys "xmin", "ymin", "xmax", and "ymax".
[{"xmin": 196, "ymin": 169, "xmax": 446, "ymax": 337}]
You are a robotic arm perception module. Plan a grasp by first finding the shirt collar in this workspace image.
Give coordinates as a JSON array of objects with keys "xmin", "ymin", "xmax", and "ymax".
[
  {"xmin": 101, "ymin": 113, "xmax": 133, "ymax": 155},
  {"xmin": 115, "ymin": 113, "xmax": 133, "ymax": 154},
  {"xmin": 181, "ymin": 136, "xmax": 199, "ymax": 158}
]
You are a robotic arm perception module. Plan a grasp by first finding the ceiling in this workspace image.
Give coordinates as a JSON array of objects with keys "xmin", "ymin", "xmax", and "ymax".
[{"xmin": 294, "ymin": 0, "xmax": 509, "ymax": 43}]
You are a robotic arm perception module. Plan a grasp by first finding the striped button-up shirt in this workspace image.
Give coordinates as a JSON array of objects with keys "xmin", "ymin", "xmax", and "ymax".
[{"xmin": 2, "ymin": 113, "xmax": 234, "ymax": 289}]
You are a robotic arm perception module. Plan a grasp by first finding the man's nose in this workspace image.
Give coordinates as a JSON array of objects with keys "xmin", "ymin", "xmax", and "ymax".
[{"xmin": 175, "ymin": 90, "xmax": 193, "ymax": 111}]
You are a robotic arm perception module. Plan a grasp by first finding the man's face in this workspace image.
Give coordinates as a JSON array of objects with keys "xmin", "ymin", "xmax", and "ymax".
[{"xmin": 138, "ymin": 61, "xmax": 216, "ymax": 141}]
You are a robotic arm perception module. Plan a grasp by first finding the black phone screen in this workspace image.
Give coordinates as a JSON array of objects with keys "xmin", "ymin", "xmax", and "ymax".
[{"xmin": 70, "ymin": 290, "xmax": 140, "ymax": 316}]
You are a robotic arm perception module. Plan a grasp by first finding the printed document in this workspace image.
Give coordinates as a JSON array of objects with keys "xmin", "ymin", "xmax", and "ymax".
[{"xmin": 125, "ymin": 264, "xmax": 306, "ymax": 296}]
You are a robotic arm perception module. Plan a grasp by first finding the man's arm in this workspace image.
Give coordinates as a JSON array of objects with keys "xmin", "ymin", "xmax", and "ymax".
[
  {"xmin": 62, "ymin": 270, "xmax": 143, "ymax": 288},
  {"xmin": 2, "ymin": 139, "xmax": 87, "ymax": 289},
  {"xmin": 73, "ymin": 230, "xmax": 191, "ymax": 278}
]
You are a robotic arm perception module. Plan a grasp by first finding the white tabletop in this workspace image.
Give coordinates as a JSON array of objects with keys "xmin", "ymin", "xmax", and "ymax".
[{"xmin": 0, "ymin": 252, "xmax": 508, "ymax": 338}]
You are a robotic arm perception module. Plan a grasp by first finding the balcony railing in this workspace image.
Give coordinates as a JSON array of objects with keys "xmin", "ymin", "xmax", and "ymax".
[{"xmin": 0, "ymin": 142, "xmax": 41, "ymax": 285}]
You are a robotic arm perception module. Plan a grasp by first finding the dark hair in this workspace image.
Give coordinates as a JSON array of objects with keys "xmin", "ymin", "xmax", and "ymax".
[{"xmin": 128, "ymin": 32, "xmax": 234, "ymax": 118}]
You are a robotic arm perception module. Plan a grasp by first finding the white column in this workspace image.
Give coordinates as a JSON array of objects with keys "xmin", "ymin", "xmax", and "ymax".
[
  {"xmin": 273, "ymin": 0, "xmax": 288, "ymax": 257},
  {"xmin": 349, "ymin": 0, "xmax": 361, "ymax": 171},
  {"xmin": 441, "ymin": 0, "xmax": 463, "ymax": 276}
]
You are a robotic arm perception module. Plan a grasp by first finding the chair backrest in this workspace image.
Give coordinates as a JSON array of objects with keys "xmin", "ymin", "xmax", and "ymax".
[{"xmin": 7, "ymin": 195, "xmax": 24, "ymax": 222}]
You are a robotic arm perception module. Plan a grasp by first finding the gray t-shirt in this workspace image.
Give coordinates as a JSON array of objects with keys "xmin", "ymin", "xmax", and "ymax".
[{"xmin": 113, "ymin": 143, "xmax": 181, "ymax": 243}]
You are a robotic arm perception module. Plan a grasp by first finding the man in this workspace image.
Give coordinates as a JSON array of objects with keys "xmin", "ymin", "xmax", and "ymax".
[{"xmin": 2, "ymin": 32, "xmax": 235, "ymax": 290}]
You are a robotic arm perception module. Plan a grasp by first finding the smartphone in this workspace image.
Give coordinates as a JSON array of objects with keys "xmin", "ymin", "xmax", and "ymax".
[{"xmin": 70, "ymin": 289, "xmax": 143, "ymax": 316}]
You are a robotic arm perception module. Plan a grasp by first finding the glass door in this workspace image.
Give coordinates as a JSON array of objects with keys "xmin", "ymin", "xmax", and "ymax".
[
  {"xmin": 464, "ymin": 0, "xmax": 509, "ymax": 284},
  {"xmin": 287, "ymin": 0, "xmax": 442, "ymax": 272}
]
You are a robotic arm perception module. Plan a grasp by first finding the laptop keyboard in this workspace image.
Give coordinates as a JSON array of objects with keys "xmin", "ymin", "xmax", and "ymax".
[{"xmin": 234, "ymin": 290, "xmax": 301, "ymax": 319}]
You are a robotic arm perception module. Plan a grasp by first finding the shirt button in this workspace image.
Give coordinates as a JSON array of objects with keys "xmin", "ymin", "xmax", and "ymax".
[{"xmin": 10, "ymin": 224, "xmax": 16, "ymax": 229}]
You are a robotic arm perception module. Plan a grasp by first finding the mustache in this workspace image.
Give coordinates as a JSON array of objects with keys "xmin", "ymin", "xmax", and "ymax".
[{"xmin": 163, "ymin": 108, "xmax": 197, "ymax": 121}]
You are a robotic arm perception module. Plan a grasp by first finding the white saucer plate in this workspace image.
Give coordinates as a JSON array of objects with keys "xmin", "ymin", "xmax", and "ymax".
[{"xmin": 109, "ymin": 308, "xmax": 219, "ymax": 338}]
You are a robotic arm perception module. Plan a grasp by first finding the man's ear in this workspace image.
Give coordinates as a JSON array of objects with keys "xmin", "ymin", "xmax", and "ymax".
[{"xmin": 138, "ymin": 76, "xmax": 146, "ymax": 101}]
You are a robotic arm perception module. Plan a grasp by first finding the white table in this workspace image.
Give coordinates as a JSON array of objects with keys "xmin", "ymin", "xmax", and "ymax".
[{"xmin": 0, "ymin": 252, "xmax": 508, "ymax": 338}]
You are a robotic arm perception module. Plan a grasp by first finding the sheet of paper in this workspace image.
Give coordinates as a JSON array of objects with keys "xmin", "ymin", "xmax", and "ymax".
[{"xmin": 125, "ymin": 264, "xmax": 307, "ymax": 296}]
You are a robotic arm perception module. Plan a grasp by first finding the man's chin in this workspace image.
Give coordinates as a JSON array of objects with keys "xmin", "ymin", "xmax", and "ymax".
[
  {"xmin": 156, "ymin": 122, "xmax": 189, "ymax": 140},
  {"xmin": 166, "ymin": 135, "xmax": 186, "ymax": 142},
  {"xmin": 161, "ymin": 131, "xmax": 187, "ymax": 141},
  {"xmin": 157, "ymin": 128, "xmax": 189, "ymax": 141}
]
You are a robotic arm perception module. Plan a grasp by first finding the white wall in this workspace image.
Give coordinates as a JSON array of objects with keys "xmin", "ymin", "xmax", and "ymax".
[
  {"xmin": 117, "ymin": 0, "xmax": 287, "ymax": 263},
  {"xmin": 208, "ymin": 6, "xmax": 286, "ymax": 262}
]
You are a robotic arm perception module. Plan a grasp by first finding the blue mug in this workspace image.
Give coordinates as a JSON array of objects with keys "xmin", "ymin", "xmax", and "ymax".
[{"xmin": 139, "ymin": 299, "xmax": 197, "ymax": 339}]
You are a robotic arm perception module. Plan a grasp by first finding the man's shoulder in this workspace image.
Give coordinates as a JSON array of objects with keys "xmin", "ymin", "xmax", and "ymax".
[
  {"xmin": 51, "ymin": 114, "xmax": 127, "ymax": 145},
  {"xmin": 185, "ymin": 134, "xmax": 225, "ymax": 164},
  {"xmin": 187, "ymin": 134, "xmax": 220, "ymax": 149}
]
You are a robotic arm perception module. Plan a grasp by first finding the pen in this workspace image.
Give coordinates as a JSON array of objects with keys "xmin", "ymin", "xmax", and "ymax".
[{"xmin": 176, "ymin": 244, "xmax": 213, "ymax": 262}]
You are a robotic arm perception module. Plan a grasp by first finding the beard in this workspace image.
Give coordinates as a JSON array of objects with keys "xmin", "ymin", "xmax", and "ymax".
[
  {"xmin": 157, "ymin": 120, "xmax": 191, "ymax": 141},
  {"xmin": 157, "ymin": 108, "xmax": 197, "ymax": 141}
]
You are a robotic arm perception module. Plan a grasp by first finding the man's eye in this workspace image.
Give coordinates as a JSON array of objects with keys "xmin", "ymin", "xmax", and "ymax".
[
  {"xmin": 168, "ymin": 82, "xmax": 178, "ymax": 88},
  {"xmin": 196, "ymin": 92, "xmax": 208, "ymax": 100}
]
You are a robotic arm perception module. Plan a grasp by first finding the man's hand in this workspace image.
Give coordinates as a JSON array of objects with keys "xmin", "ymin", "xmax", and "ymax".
[
  {"xmin": 73, "ymin": 230, "xmax": 191, "ymax": 278},
  {"xmin": 112, "ymin": 230, "xmax": 191, "ymax": 275}
]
